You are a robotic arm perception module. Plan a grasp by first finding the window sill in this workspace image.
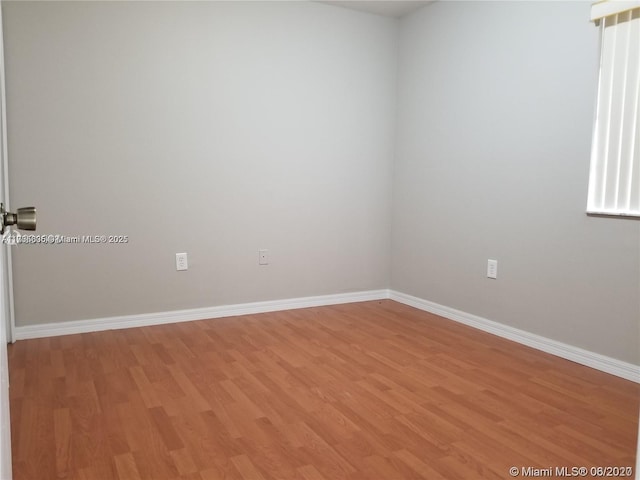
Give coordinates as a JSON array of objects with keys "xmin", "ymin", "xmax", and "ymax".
[{"xmin": 586, "ymin": 210, "xmax": 640, "ymax": 219}]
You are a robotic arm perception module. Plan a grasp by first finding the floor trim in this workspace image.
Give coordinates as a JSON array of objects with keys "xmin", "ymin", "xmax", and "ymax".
[
  {"xmin": 13, "ymin": 288, "xmax": 639, "ymax": 383},
  {"xmin": 13, "ymin": 289, "xmax": 389, "ymax": 340},
  {"xmin": 389, "ymin": 290, "xmax": 640, "ymax": 383}
]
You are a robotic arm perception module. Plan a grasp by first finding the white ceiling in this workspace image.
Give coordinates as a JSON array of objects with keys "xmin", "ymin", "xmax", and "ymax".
[{"xmin": 319, "ymin": 1, "xmax": 432, "ymax": 18}]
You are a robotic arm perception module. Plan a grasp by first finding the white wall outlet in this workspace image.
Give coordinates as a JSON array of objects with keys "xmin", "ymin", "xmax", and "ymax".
[
  {"xmin": 176, "ymin": 252, "xmax": 188, "ymax": 271},
  {"xmin": 487, "ymin": 259, "xmax": 497, "ymax": 279},
  {"xmin": 258, "ymin": 249, "xmax": 269, "ymax": 265}
]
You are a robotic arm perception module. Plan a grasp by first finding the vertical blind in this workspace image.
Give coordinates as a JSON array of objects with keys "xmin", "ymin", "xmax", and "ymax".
[{"xmin": 587, "ymin": 5, "xmax": 640, "ymax": 216}]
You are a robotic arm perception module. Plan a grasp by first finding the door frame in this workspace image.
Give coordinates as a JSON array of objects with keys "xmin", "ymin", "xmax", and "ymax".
[
  {"xmin": 0, "ymin": 2, "xmax": 14, "ymax": 478},
  {"xmin": 0, "ymin": 2, "xmax": 14, "ymax": 346}
]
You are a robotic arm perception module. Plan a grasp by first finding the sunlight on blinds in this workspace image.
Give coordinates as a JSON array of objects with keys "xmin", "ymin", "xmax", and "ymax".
[{"xmin": 587, "ymin": 8, "xmax": 640, "ymax": 217}]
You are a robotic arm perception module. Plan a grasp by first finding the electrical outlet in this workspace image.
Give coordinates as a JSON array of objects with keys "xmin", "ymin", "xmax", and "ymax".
[
  {"xmin": 176, "ymin": 252, "xmax": 188, "ymax": 271},
  {"xmin": 258, "ymin": 249, "xmax": 269, "ymax": 265},
  {"xmin": 487, "ymin": 259, "xmax": 497, "ymax": 279}
]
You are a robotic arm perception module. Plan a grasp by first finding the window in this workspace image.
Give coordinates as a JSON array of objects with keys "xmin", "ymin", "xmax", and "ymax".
[{"xmin": 587, "ymin": 2, "xmax": 640, "ymax": 217}]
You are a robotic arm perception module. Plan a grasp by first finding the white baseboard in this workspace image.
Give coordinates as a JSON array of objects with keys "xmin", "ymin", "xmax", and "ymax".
[
  {"xmin": 13, "ymin": 289, "xmax": 390, "ymax": 340},
  {"xmin": 14, "ymin": 288, "xmax": 639, "ymax": 383},
  {"xmin": 389, "ymin": 290, "xmax": 640, "ymax": 383}
]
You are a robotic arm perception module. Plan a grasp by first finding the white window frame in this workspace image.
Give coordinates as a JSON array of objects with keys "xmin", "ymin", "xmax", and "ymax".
[{"xmin": 586, "ymin": 1, "xmax": 640, "ymax": 217}]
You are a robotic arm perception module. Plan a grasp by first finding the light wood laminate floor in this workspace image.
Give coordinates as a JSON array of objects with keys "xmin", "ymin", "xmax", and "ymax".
[{"xmin": 8, "ymin": 300, "xmax": 640, "ymax": 479}]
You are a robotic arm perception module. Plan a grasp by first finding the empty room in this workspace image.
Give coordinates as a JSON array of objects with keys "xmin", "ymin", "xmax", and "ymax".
[{"xmin": 0, "ymin": 0, "xmax": 638, "ymax": 479}]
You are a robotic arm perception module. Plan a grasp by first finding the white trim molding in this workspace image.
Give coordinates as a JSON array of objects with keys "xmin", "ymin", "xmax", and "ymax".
[
  {"xmin": 389, "ymin": 290, "xmax": 640, "ymax": 384},
  {"xmin": 13, "ymin": 288, "xmax": 639, "ymax": 384},
  {"xmin": 14, "ymin": 290, "xmax": 390, "ymax": 340}
]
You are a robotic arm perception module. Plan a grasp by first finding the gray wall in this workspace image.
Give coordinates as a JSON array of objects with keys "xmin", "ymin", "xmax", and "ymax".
[
  {"xmin": 3, "ymin": 1, "xmax": 397, "ymax": 325},
  {"xmin": 392, "ymin": 1, "xmax": 640, "ymax": 364},
  {"xmin": 3, "ymin": 1, "xmax": 638, "ymax": 366}
]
